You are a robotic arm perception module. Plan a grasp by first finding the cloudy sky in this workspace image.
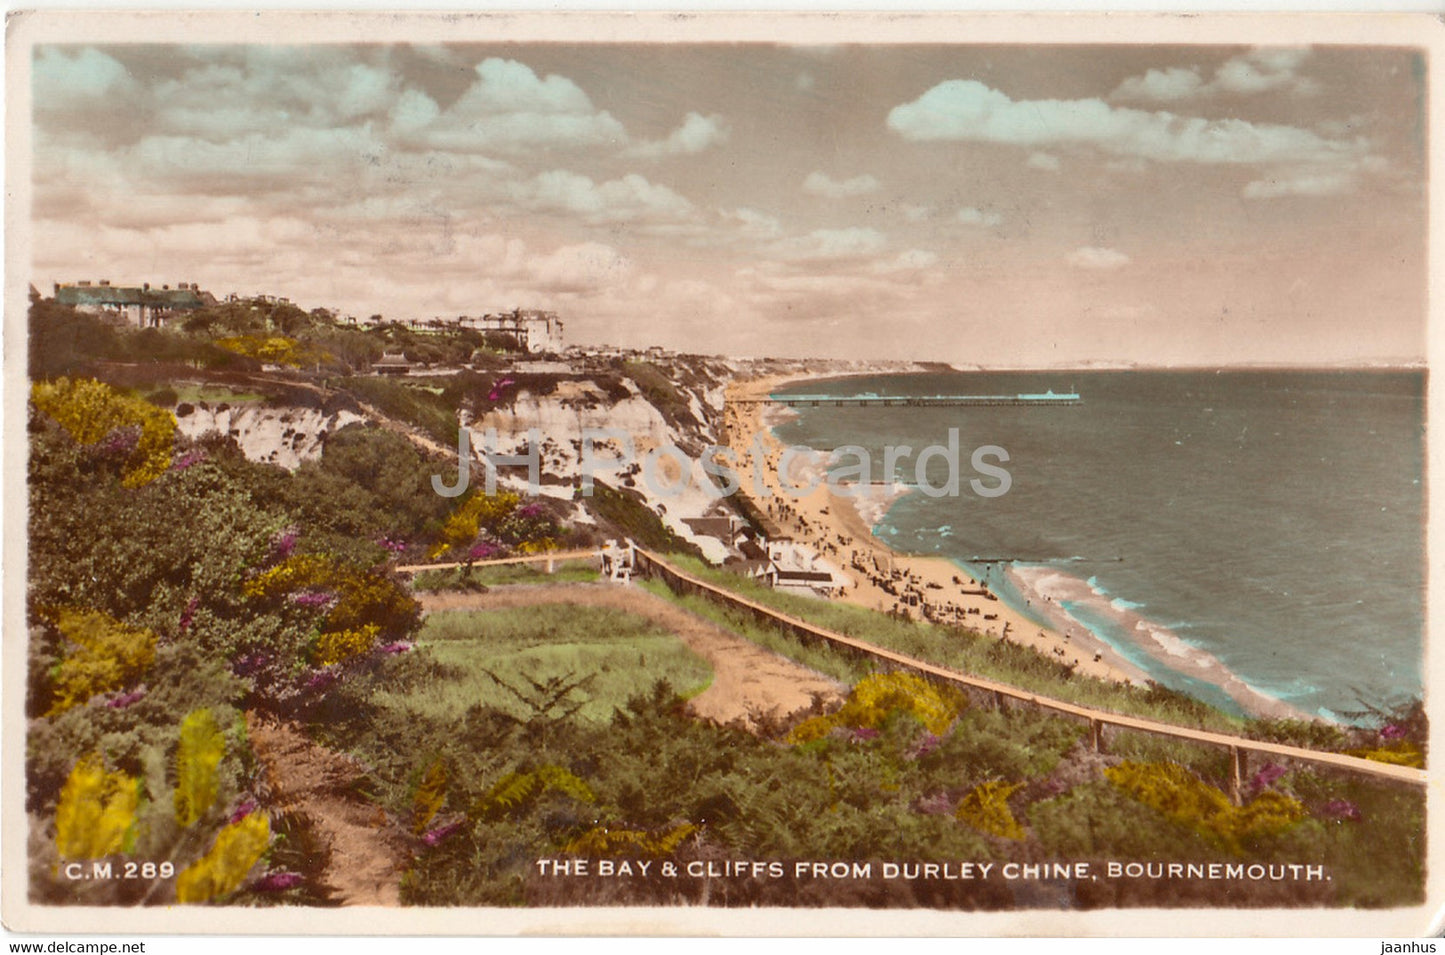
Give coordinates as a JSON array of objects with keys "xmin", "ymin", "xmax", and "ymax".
[{"xmin": 29, "ymin": 42, "xmax": 1426, "ymax": 365}]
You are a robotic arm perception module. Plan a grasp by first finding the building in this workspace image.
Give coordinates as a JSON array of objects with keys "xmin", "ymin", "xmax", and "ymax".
[
  {"xmin": 54, "ymin": 280, "xmax": 215, "ymax": 328},
  {"xmin": 371, "ymin": 352, "xmax": 415, "ymax": 376},
  {"xmin": 457, "ymin": 308, "xmax": 565, "ymax": 354}
]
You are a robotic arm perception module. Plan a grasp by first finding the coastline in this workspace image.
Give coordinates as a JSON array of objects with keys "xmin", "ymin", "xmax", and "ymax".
[
  {"xmin": 722, "ymin": 373, "xmax": 1150, "ymax": 689},
  {"xmin": 723, "ymin": 371, "xmax": 1322, "ymax": 723}
]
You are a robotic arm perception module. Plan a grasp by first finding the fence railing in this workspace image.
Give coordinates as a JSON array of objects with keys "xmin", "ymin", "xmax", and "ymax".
[{"xmin": 630, "ymin": 547, "xmax": 1427, "ymax": 800}]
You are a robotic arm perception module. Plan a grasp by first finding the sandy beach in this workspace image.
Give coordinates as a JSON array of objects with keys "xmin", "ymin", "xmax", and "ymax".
[{"xmin": 721, "ymin": 374, "xmax": 1149, "ymax": 687}]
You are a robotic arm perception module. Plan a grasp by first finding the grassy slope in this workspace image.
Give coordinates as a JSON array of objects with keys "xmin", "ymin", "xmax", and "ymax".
[
  {"xmin": 411, "ymin": 560, "xmax": 600, "ymax": 590},
  {"xmin": 375, "ymin": 605, "xmax": 713, "ymax": 725}
]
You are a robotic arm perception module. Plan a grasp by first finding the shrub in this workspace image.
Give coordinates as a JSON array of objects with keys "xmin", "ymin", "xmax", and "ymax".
[
  {"xmin": 31, "ymin": 377, "xmax": 176, "ymax": 487},
  {"xmin": 1105, "ymin": 760, "xmax": 1306, "ymax": 852},
  {"xmin": 174, "ymin": 811, "xmax": 272, "ymax": 903},
  {"xmin": 214, "ymin": 336, "xmax": 328, "ymax": 368},
  {"xmin": 45, "ymin": 609, "xmax": 157, "ymax": 716},
  {"xmin": 955, "ymin": 780, "xmax": 1026, "ymax": 840},
  {"xmin": 173, "ymin": 709, "xmax": 226, "ymax": 827},
  {"xmin": 788, "ymin": 672, "xmax": 967, "ymax": 744},
  {"xmin": 412, "ymin": 758, "xmax": 448, "ymax": 835},
  {"xmin": 54, "ymin": 754, "xmax": 139, "ymax": 860},
  {"xmin": 315, "ymin": 625, "xmax": 381, "ymax": 667}
]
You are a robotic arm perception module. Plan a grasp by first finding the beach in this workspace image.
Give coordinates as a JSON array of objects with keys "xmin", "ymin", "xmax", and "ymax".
[{"xmin": 721, "ymin": 374, "xmax": 1150, "ymax": 688}]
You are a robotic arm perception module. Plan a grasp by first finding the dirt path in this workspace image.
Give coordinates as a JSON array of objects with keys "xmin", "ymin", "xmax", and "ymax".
[
  {"xmin": 418, "ymin": 583, "xmax": 845, "ymax": 728},
  {"xmin": 245, "ymin": 713, "xmax": 409, "ymax": 906}
]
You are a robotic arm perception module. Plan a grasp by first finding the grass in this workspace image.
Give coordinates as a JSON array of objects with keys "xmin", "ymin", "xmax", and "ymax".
[
  {"xmin": 374, "ymin": 606, "xmax": 713, "ymax": 724},
  {"xmin": 636, "ymin": 579, "xmax": 865, "ymax": 685},
  {"xmin": 410, "ymin": 560, "xmax": 600, "ymax": 590},
  {"xmin": 171, "ymin": 384, "xmax": 266, "ymax": 405}
]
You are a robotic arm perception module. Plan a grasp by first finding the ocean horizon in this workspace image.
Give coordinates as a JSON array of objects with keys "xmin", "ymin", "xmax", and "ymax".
[{"xmin": 772, "ymin": 368, "xmax": 1425, "ymax": 724}]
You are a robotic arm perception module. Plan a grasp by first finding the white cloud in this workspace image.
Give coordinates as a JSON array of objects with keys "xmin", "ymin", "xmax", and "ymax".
[
  {"xmin": 770, "ymin": 227, "xmax": 888, "ymax": 261},
  {"xmin": 510, "ymin": 170, "xmax": 695, "ymax": 226},
  {"xmin": 1026, "ymin": 152, "xmax": 1062, "ymax": 172},
  {"xmin": 802, "ymin": 171, "xmax": 881, "ymax": 198},
  {"xmin": 723, "ymin": 207, "xmax": 784, "ymax": 240},
  {"xmin": 872, "ymin": 249, "xmax": 939, "ymax": 273},
  {"xmin": 397, "ymin": 57, "xmax": 627, "ymax": 152},
  {"xmin": 888, "ymin": 79, "xmax": 1362, "ymax": 170},
  {"xmin": 626, "ymin": 112, "xmax": 729, "ymax": 159},
  {"xmin": 1067, "ymin": 246, "xmax": 1131, "ymax": 269},
  {"xmin": 902, "ymin": 204, "xmax": 933, "ymax": 222},
  {"xmin": 957, "ymin": 206, "xmax": 1003, "ymax": 227},
  {"xmin": 1242, "ymin": 170, "xmax": 1356, "ymax": 199},
  {"xmin": 1112, "ymin": 48, "xmax": 1318, "ymax": 103},
  {"xmin": 34, "ymin": 47, "xmax": 138, "ymax": 112},
  {"xmin": 1111, "ymin": 67, "xmax": 1206, "ymax": 103}
]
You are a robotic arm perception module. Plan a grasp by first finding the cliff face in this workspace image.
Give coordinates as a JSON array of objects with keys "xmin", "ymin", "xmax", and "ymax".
[
  {"xmin": 174, "ymin": 402, "xmax": 365, "ymax": 470},
  {"xmin": 465, "ymin": 361, "xmax": 738, "ymax": 561}
]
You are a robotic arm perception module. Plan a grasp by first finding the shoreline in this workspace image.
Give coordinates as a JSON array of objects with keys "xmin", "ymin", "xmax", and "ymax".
[
  {"xmin": 722, "ymin": 371, "xmax": 1317, "ymax": 722},
  {"xmin": 722, "ymin": 373, "xmax": 1148, "ymax": 689}
]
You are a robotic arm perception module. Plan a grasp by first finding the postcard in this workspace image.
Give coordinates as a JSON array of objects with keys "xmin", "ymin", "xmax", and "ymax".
[{"xmin": 4, "ymin": 9, "xmax": 1440, "ymax": 938}]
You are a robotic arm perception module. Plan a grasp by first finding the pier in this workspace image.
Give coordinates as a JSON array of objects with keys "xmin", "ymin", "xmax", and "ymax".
[{"xmin": 734, "ymin": 390, "xmax": 1082, "ymax": 408}]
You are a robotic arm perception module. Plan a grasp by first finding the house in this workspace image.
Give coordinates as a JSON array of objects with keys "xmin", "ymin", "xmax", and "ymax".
[
  {"xmin": 457, "ymin": 308, "xmax": 565, "ymax": 354},
  {"xmin": 371, "ymin": 352, "xmax": 414, "ymax": 376},
  {"xmin": 54, "ymin": 280, "xmax": 215, "ymax": 328}
]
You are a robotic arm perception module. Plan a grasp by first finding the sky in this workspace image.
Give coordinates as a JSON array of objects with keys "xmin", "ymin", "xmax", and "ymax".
[{"xmin": 28, "ymin": 41, "xmax": 1427, "ymax": 365}]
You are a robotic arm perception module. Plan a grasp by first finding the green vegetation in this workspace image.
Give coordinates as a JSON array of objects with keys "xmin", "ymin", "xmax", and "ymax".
[
  {"xmin": 622, "ymin": 361, "xmax": 696, "ymax": 430},
  {"xmin": 586, "ymin": 482, "xmax": 700, "ymax": 557},
  {"xmin": 368, "ymin": 606, "xmax": 713, "ymax": 725},
  {"xmin": 334, "ymin": 376, "xmax": 459, "ymax": 448},
  {"xmin": 411, "ymin": 560, "xmax": 600, "ymax": 590},
  {"xmin": 311, "ymin": 646, "xmax": 1420, "ymax": 908}
]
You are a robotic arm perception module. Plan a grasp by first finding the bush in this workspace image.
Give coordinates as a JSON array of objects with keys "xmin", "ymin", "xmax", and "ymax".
[
  {"xmin": 788, "ymin": 672, "xmax": 968, "ymax": 743},
  {"xmin": 1104, "ymin": 760, "xmax": 1306, "ymax": 852},
  {"xmin": 31, "ymin": 377, "xmax": 176, "ymax": 487}
]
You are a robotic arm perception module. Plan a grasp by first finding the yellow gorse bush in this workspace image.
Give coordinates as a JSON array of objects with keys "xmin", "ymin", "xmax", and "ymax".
[
  {"xmin": 1105, "ymin": 760, "xmax": 1307, "ymax": 852},
  {"xmin": 174, "ymin": 811, "xmax": 271, "ymax": 904},
  {"xmin": 174, "ymin": 709, "xmax": 226, "ymax": 828},
  {"xmin": 432, "ymin": 490, "xmax": 521, "ymax": 556},
  {"xmin": 315, "ymin": 624, "xmax": 380, "ymax": 667},
  {"xmin": 55, "ymin": 754, "xmax": 139, "ymax": 860},
  {"xmin": 1348, "ymin": 742, "xmax": 1425, "ymax": 768},
  {"xmin": 214, "ymin": 336, "xmax": 328, "ymax": 368},
  {"xmin": 955, "ymin": 780, "xmax": 1027, "ymax": 840},
  {"xmin": 243, "ymin": 554, "xmax": 416, "ymax": 664},
  {"xmin": 31, "ymin": 377, "xmax": 176, "ymax": 486},
  {"xmin": 787, "ymin": 671, "xmax": 968, "ymax": 744},
  {"xmin": 242, "ymin": 554, "xmax": 332, "ymax": 600},
  {"xmin": 46, "ymin": 608, "xmax": 157, "ymax": 715}
]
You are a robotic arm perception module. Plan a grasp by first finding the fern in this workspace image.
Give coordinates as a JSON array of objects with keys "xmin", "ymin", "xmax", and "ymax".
[
  {"xmin": 412, "ymin": 758, "xmax": 448, "ymax": 834},
  {"xmin": 473, "ymin": 765, "xmax": 595, "ymax": 821},
  {"xmin": 174, "ymin": 709, "xmax": 227, "ymax": 828},
  {"xmin": 562, "ymin": 822, "xmax": 697, "ymax": 857},
  {"xmin": 55, "ymin": 754, "xmax": 138, "ymax": 860},
  {"xmin": 174, "ymin": 811, "xmax": 271, "ymax": 903}
]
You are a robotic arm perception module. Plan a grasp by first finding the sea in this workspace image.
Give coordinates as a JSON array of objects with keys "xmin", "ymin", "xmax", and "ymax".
[{"xmin": 771, "ymin": 370, "xmax": 1425, "ymax": 723}]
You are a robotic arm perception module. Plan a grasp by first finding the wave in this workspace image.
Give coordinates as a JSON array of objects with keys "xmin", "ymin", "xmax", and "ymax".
[{"xmin": 1010, "ymin": 563, "xmax": 1312, "ymax": 721}]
